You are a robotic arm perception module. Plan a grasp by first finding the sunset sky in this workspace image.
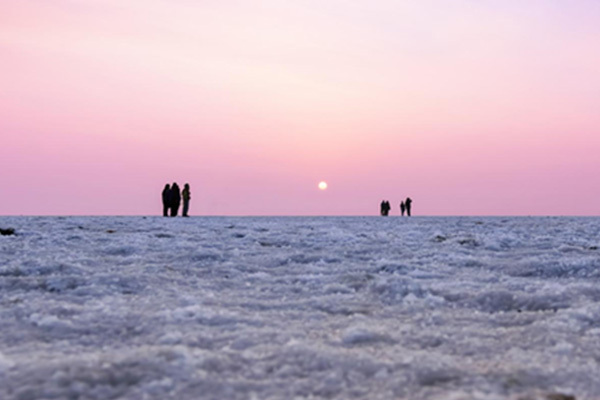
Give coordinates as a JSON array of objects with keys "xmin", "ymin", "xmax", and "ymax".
[{"xmin": 1, "ymin": 1, "xmax": 599, "ymax": 215}]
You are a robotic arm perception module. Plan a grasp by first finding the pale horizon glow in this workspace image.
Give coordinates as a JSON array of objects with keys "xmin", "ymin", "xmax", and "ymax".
[{"xmin": 1, "ymin": 1, "xmax": 599, "ymax": 215}]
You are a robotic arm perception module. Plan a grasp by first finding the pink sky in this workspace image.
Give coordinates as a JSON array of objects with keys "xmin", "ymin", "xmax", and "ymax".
[{"xmin": 1, "ymin": 1, "xmax": 599, "ymax": 215}]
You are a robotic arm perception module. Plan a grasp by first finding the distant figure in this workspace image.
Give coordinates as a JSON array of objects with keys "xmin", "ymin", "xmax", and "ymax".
[
  {"xmin": 380, "ymin": 200, "xmax": 391, "ymax": 216},
  {"xmin": 380, "ymin": 200, "xmax": 386, "ymax": 216},
  {"xmin": 170, "ymin": 182, "xmax": 181, "ymax": 217},
  {"xmin": 182, "ymin": 183, "xmax": 191, "ymax": 217},
  {"xmin": 405, "ymin": 197, "xmax": 413, "ymax": 217},
  {"xmin": 400, "ymin": 201, "xmax": 406, "ymax": 216},
  {"xmin": 161, "ymin": 184, "xmax": 171, "ymax": 217}
]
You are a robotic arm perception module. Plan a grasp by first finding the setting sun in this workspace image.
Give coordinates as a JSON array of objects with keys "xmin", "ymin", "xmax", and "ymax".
[{"xmin": 318, "ymin": 181, "xmax": 328, "ymax": 191}]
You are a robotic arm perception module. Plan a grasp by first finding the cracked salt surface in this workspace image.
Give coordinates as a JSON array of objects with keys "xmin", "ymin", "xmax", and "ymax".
[{"xmin": 0, "ymin": 216, "xmax": 599, "ymax": 399}]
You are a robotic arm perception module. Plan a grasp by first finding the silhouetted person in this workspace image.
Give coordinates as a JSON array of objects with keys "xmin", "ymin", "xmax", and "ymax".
[
  {"xmin": 405, "ymin": 197, "xmax": 412, "ymax": 216},
  {"xmin": 182, "ymin": 183, "xmax": 191, "ymax": 217},
  {"xmin": 380, "ymin": 200, "xmax": 386, "ymax": 216},
  {"xmin": 380, "ymin": 200, "xmax": 391, "ymax": 216},
  {"xmin": 170, "ymin": 182, "xmax": 181, "ymax": 217},
  {"xmin": 400, "ymin": 201, "xmax": 406, "ymax": 216},
  {"xmin": 162, "ymin": 184, "xmax": 171, "ymax": 217}
]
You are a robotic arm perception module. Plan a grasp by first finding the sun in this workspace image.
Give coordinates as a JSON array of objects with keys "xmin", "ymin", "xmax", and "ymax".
[{"xmin": 318, "ymin": 181, "xmax": 328, "ymax": 190}]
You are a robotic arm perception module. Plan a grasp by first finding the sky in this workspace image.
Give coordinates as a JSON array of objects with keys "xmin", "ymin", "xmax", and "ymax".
[{"xmin": 1, "ymin": 0, "xmax": 599, "ymax": 216}]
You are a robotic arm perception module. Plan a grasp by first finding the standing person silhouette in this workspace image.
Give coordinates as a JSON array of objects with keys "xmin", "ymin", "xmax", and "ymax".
[
  {"xmin": 170, "ymin": 183, "xmax": 181, "ymax": 217},
  {"xmin": 182, "ymin": 183, "xmax": 191, "ymax": 217},
  {"xmin": 400, "ymin": 201, "xmax": 406, "ymax": 216},
  {"xmin": 161, "ymin": 184, "xmax": 171, "ymax": 217},
  {"xmin": 380, "ymin": 200, "xmax": 386, "ymax": 216},
  {"xmin": 405, "ymin": 197, "xmax": 413, "ymax": 217},
  {"xmin": 380, "ymin": 200, "xmax": 390, "ymax": 216}
]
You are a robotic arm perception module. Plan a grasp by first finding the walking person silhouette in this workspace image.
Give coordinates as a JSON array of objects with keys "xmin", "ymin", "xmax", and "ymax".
[{"xmin": 405, "ymin": 197, "xmax": 413, "ymax": 217}]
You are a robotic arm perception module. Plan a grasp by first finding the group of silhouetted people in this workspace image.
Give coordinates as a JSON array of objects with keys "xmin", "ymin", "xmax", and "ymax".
[
  {"xmin": 380, "ymin": 200, "xmax": 391, "ymax": 216},
  {"xmin": 162, "ymin": 183, "xmax": 191, "ymax": 217},
  {"xmin": 380, "ymin": 197, "xmax": 412, "ymax": 216}
]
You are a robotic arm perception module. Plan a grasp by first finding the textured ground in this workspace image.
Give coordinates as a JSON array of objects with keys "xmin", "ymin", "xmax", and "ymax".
[{"xmin": 1, "ymin": 216, "xmax": 599, "ymax": 399}]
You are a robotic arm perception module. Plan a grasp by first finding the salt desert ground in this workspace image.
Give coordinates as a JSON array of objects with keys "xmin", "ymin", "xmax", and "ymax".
[{"xmin": 1, "ymin": 216, "xmax": 599, "ymax": 400}]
